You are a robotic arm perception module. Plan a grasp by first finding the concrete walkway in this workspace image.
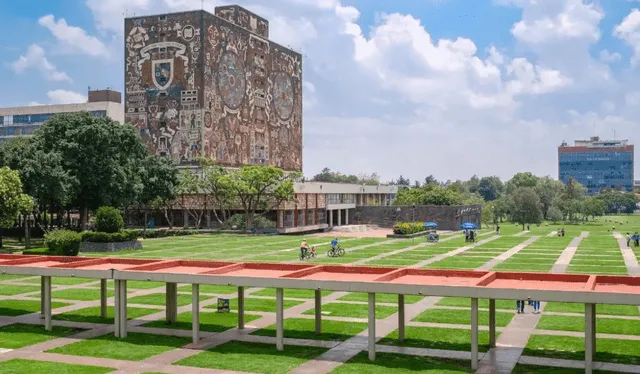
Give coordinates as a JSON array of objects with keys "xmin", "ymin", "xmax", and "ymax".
[
  {"xmin": 550, "ymin": 232, "xmax": 589, "ymax": 273},
  {"xmin": 613, "ymin": 232, "xmax": 640, "ymax": 276},
  {"xmin": 476, "ymin": 231, "xmax": 587, "ymax": 374},
  {"xmin": 351, "ymin": 233, "xmax": 463, "ymax": 265},
  {"xmin": 409, "ymin": 234, "xmax": 500, "ymax": 268}
]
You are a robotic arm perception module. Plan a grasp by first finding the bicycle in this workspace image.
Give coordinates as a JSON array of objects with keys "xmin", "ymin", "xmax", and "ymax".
[
  {"xmin": 300, "ymin": 247, "xmax": 316, "ymax": 260},
  {"xmin": 327, "ymin": 245, "xmax": 345, "ymax": 257}
]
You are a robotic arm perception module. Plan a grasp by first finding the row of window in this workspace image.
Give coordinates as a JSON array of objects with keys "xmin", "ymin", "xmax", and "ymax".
[{"xmin": 1, "ymin": 111, "xmax": 106, "ymax": 126}]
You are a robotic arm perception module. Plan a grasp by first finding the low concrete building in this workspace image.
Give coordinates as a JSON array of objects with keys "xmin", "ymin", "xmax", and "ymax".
[{"xmin": 0, "ymin": 89, "xmax": 124, "ymax": 143}]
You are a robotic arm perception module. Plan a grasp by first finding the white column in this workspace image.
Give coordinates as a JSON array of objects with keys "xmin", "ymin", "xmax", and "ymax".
[
  {"xmin": 471, "ymin": 298, "xmax": 479, "ymax": 370},
  {"xmin": 238, "ymin": 286, "xmax": 245, "ymax": 329},
  {"xmin": 43, "ymin": 276, "xmax": 52, "ymax": 331},
  {"xmin": 368, "ymin": 292, "xmax": 376, "ymax": 360},
  {"xmin": 114, "ymin": 280, "xmax": 121, "ymax": 337},
  {"xmin": 337, "ymin": 209, "xmax": 342, "ymax": 226},
  {"xmin": 489, "ymin": 299, "xmax": 496, "ymax": 348},
  {"xmin": 166, "ymin": 283, "xmax": 177, "ymax": 324},
  {"xmin": 192, "ymin": 284, "xmax": 200, "ymax": 344},
  {"xmin": 315, "ymin": 289, "xmax": 322, "ymax": 335},
  {"xmin": 585, "ymin": 303, "xmax": 595, "ymax": 374},
  {"xmin": 100, "ymin": 279, "xmax": 108, "ymax": 319},
  {"xmin": 398, "ymin": 294, "xmax": 405, "ymax": 342},
  {"xmin": 276, "ymin": 288, "xmax": 284, "ymax": 351},
  {"xmin": 345, "ymin": 209, "xmax": 349, "ymax": 225},
  {"xmin": 329, "ymin": 210, "xmax": 333, "ymax": 227},
  {"xmin": 119, "ymin": 280, "xmax": 128, "ymax": 338},
  {"xmin": 40, "ymin": 276, "xmax": 45, "ymax": 319}
]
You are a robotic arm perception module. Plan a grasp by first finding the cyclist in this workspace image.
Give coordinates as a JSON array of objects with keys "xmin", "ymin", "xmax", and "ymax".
[
  {"xmin": 331, "ymin": 237, "xmax": 339, "ymax": 251},
  {"xmin": 300, "ymin": 239, "xmax": 309, "ymax": 258}
]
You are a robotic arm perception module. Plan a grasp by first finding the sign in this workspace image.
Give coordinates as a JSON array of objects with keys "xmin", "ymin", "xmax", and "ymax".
[{"xmin": 217, "ymin": 298, "xmax": 230, "ymax": 313}]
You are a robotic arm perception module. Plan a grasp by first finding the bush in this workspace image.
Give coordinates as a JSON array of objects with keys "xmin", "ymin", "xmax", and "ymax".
[
  {"xmin": 225, "ymin": 214, "xmax": 275, "ymax": 230},
  {"xmin": 44, "ymin": 230, "xmax": 82, "ymax": 256},
  {"xmin": 142, "ymin": 229, "xmax": 199, "ymax": 238},
  {"xmin": 81, "ymin": 229, "xmax": 139, "ymax": 243},
  {"xmin": 393, "ymin": 222, "xmax": 427, "ymax": 235},
  {"xmin": 95, "ymin": 206, "xmax": 124, "ymax": 233},
  {"xmin": 22, "ymin": 248, "xmax": 50, "ymax": 256}
]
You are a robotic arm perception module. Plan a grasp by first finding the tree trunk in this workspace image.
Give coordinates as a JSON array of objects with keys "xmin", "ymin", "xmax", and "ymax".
[
  {"xmin": 522, "ymin": 223, "xmax": 525, "ymax": 231},
  {"xmin": 0, "ymin": 234, "xmax": 3, "ymax": 249},
  {"xmin": 79, "ymin": 205, "xmax": 89, "ymax": 230},
  {"xmin": 24, "ymin": 216, "xmax": 30, "ymax": 250}
]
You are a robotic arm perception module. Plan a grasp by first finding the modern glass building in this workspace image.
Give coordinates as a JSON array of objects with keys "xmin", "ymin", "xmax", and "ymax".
[
  {"xmin": 0, "ymin": 89, "xmax": 124, "ymax": 143},
  {"xmin": 558, "ymin": 137, "xmax": 634, "ymax": 195}
]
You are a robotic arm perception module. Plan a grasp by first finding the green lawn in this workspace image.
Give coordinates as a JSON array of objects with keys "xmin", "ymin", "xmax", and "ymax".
[
  {"xmin": 413, "ymin": 308, "xmax": 514, "ymax": 327},
  {"xmin": 331, "ymin": 352, "xmax": 474, "ymax": 373},
  {"xmin": 250, "ymin": 288, "xmax": 333, "ymax": 299},
  {"xmin": 536, "ymin": 315, "xmax": 640, "ymax": 335},
  {"xmin": 47, "ymin": 332, "xmax": 191, "ymax": 361},
  {"xmin": 543, "ymin": 302, "xmax": 639, "ymax": 316},
  {"xmin": 0, "ymin": 300, "xmax": 70, "ymax": 316},
  {"xmin": 524, "ymin": 334, "xmax": 640, "ymax": 365},
  {"xmin": 512, "ymin": 364, "xmax": 617, "ymax": 374},
  {"xmin": 21, "ymin": 277, "xmax": 96, "ymax": 286},
  {"xmin": 174, "ymin": 341, "xmax": 327, "ymax": 374},
  {"xmin": 142, "ymin": 311, "xmax": 260, "ymax": 332},
  {"xmin": 338, "ymin": 292, "xmax": 423, "ymax": 304},
  {"xmin": 128, "ymin": 293, "xmax": 210, "ymax": 307},
  {"xmin": 380, "ymin": 326, "xmax": 495, "ymax": 352},
  {"xmin": 53, "ymin": 306, "xmax": 158, "ymax": 324},
  {"xmin": 0, "ymin": 324, "xmax": 83, "ymax": 349},
  {"xmin": 0, "ymin": 285, "xmax": 40, "ymax": 296},
  {"xmin": 252, "ymin": 318, "xmax": 367, "ymax": 341},
  {"xmin": 436, "ymin": 297, "xmax": 515, "ymax": 310},
  {"xmin": 303, "ymin": 302, "xmax": 397, "ymax": 319},
  {"xmin": 51, "ymin": 288, "xmax": 115, "ymax": 301},
  {"xmin": 179, "ymin": 284, "xmax": 238, "ymax": 294},
  {"xmin": 0, "ymin": 359, "xmax": 113, "ymax": 374},
  {"xmin": 204, "ymin": 297, "xmax": 305, "ymax": 313}
]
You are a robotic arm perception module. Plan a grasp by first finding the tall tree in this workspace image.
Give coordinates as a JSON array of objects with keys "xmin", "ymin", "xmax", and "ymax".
[
  {"xmin": 0, "ymin": 167, "xmax": 34, "ymax": 248},
  {"xmin": 477, "ymin": 176, "xmax": 504, "ymax": 201},
  {"xmin": 535, "ymin": 176, "xmax": 564, "ymax": 219},
  {"xmin": 509, "ymin": 187, "xmax": 542, "ymax": 230},
  {"xmin": 176, "ymin": 169, "xmax": 205, "ymax": 228},
  {"xmin": 29, "ymin": 112, "xmax": 150, "ymax": 229},
  {"xmin": 582, "ymin": 196, "xmax": 605, "ymax": 220},
  {"xmin": 198, "ymin": 158, "xmax": 234, "ymax": 225},
  {"xmin": 138, "ymin": 156, "xmax": 178, "ymax": 230},
  {"xmin": 464, "ymin": 175, "xmax": 480, "ymax": 193},
  {"xmin": 225, "ymin": 165, "xmax": 298, "ymax": 229},
  {"xmin": 396, "ymin": 175, "xmax": 410, "ymax": 186},
  {"xmin": 505, "ymin": 172, "xmax": 539, "ymax": 195},
  {"xmin": 424, "ymin": 175, "xmax": 439, "ymax": 186}
]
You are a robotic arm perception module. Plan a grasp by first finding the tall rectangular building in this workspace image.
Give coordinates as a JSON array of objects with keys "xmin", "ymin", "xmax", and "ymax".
[
  {"xmin": 558, "ymin": 137, "xmax": 634, "ymax": 195},
  {"xmin": 124, "ymin": 5, "xmax": 303, "ymax": 171}
]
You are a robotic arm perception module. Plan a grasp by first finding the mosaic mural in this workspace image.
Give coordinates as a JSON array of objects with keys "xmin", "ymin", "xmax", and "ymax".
[{"xmin": 124, "ymin": 5, "xmax": 302, "ymax": 171}]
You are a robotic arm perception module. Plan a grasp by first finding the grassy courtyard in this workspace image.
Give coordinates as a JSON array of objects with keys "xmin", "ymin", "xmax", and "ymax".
[{"xmin": 1, "ymin": 217, "xmax": 639, "ymax": 373}]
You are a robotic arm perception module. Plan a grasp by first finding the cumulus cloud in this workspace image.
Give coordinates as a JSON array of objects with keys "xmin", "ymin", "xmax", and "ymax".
[
  {"xmin": 10, "ymin": 44, "xmax": 72, "ymax": 82},
  {"xmin": 38, "ymin": 15, "xmax": 110, "ymax": 57},
  {"xmin": 614, "ymin": 9, "xmax": 640, "ymax": 66},
  {"xmin": 46, "ymin": 89, "xmax": 87, "ymax": 104}
]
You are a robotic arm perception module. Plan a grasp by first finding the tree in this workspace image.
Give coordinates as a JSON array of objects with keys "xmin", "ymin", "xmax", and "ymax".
[
  {"xmin": 413, "ymin": 180, "xmax": 421, "ymax": 188},
  {"xmin": 597, "ymin": 191, "xmax": 638, "ymax": 214},
  {"xmin": 395, "ymin": 175, "xmax": 410, "ymax": 186},
  {"xmin": 535, "ymin": 177, "xmax": 564, "ymax": 219},
  {"xmin": 225, "ymin": 165, "xmax": 298, "ymax": 230},
  {"xmin": 176, "ymin": 170, "xmax": 205, "ymax": 228},
  {"xmin": 198, "ymin": 158, "xmax": 234, "ymax": 225},
  {"xmin": 464, "ymin": 175, "xmax": 480, "ymax": 193},
  {"xmin": 546, "ymin": 206, "xmax": 563, "ymax": 223},
  {"xmin": 582, "ymin": 196, "xmax": 605, "ymax": 220},
  {"xmin": 505, "ymin": 172, "xmax": 539, "ymax": 195},
  {"xmin": 29, "ymin": 112, "xmax": 150, "ymax": 229},
  {"xmin": 0, "ymin": 167, "xmax": 34, "ymax": 248},
  {"xmin": 477, "ymin": 176, "xmax": 504, "ymax": 201},
  {"xmin": 482, "ymin": 201, "xmax": 495, "ymax": 228},
  {"xmin": 138, "ymin": 156, "xmax": 178, "ymax": 231},
  {"xmin": 424, "ymin": 175, "xmax": 439, "ymax": 186},
  {"xmin": 310, "ymin": 167, "xmax": 378, "ymax": 185},
  {"xmin": 510, "ymin": 187, "xmax": 542, "ymax": 230}
]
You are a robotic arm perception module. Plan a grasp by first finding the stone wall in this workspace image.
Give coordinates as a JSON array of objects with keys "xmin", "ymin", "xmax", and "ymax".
[
  {"xmin": 80, "ymin": 240, "xmax": 143, "ymax": 253},
  {"xmin": 353, "ymin": 205, "xmax": 481, "ymax": 231}
]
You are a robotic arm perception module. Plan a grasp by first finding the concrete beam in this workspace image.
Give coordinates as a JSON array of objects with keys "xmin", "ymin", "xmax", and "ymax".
[
  {"xmin": 471, "ymin": 297, "xmax": 479, "ymax": 370},
  {"xmin": 192, "ymin": 284, "xmax": 200, "ymax": 344},
  {"xmin": 315, "ymin": 289, "xmax": 321, "ymax": 335},
  {"xmin": 368, "ymin": 292, "xmax": 376, "ymax": 360},
  {"xmin": 398, "ymin": 294, "xmax": 405, "ymax": 342},
  {"xmin": 276, "ymin": 288, "xmax": 284, "ymax": 351},
  {"xmin": 40, "ymin": 276, "xmax": 45, "ymax": 319}
]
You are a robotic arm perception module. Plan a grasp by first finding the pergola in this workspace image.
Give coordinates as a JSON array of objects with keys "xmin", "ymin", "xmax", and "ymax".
[{"xmin": 1, "ymin": 254, "xmax": 639, "ymax": 374}]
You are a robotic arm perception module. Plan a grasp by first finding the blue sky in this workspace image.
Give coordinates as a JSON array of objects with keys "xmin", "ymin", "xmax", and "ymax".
[{"xmin": 2, "ymin": 0, "xmax": 640, "ymax": 182}]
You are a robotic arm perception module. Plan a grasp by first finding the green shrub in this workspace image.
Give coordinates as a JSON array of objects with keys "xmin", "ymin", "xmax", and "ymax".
[
  {"xmin": 22, "ymin": 248, "xmax": 51, "ymax": 256},
  {"xmin": 142, "ymin": 229, "xmax": 199, "ymax": 238},
  {"xmin": 225, "ymin": 214, "xmax": 275, "ymax": 230},
  {"xmin": 44, "ymin": 230, "xmax": 82, "ymax": 256},
  {"xmin": 81, "ymin": 229, "xmax": 139, "ymax": 243},
  {"xmin": 392, "ymin": 222, "xmax": 427, "ymax": 235},
  {"xmin": 95, "ymin": 206, "xmax": 124, "ymax": 233}
]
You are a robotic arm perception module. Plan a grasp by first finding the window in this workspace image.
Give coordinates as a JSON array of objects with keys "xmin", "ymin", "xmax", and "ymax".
[{"xmin": 90, "ymin": 110, "xmax": 107, "ymax": 118}]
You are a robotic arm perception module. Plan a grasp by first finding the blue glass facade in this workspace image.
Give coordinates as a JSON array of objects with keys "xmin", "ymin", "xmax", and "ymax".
[
  {"xmin": 558, "ymin": 149, "xmax": 634, "ymax": 195},
  {"xmin": 0, "ymin": 111, "xmax": 107, "ymax": 139}
]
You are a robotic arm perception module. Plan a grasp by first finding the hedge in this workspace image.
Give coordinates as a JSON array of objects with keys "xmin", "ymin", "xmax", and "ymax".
[
  {"xmin": 141, "ymin": 229, "xmax": 199, "ymax": 238},
  {"xmin": 44, "ymin": 230, "xmax": 82, "ymax": 256},
  {"xmin": 393, "ymin": 222, "xmax": 427, "ymax": 235},
  {"xmin": 81, "ymin": 229, "xmax": 139, "ymax": 243},
  {"xmin": 22, "ymin": 248, "xmax": 51, "ymax": 256},
  {"xmin": 95, "ymin": 206, "xmax": 124, "ymax": 233}
]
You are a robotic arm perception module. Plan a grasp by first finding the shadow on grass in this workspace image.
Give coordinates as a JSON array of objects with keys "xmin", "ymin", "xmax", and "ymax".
[
  {"xmin": 521, "ymin": 348, "xmax": 640, "ymax": 366},
  {"xmin": 333, "ymin": 352, "xmax": 474, "ymax": 373}
]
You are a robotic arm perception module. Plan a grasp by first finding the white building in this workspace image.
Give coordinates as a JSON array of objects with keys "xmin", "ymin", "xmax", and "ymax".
[{"xmin": 0, "ymin": 89, "xmax": 124, "ymax": 142}]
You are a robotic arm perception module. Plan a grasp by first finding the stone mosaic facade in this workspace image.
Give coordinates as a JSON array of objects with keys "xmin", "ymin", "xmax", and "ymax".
[{"xmin": 124, "ymin": 5, "xmax": 302, "ymax": 171}]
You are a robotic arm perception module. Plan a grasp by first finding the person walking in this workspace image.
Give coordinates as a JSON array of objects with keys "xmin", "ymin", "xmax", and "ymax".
[
  {"xmin": 532, "ymin": 300, "xmax": 541, "ymax": 314},
  {"xmin": 627, "ymin": 233, "xmax": 632, "ymax": 248},
  {"xmin": 496, "ymin": 224, "xmax": 500, "ymax": 236},
  {"xmin": 516, "ymin": 300, "xmax": 525, "ymax": 314}
]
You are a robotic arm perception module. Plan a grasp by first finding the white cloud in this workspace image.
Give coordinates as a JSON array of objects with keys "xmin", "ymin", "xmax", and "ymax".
[
  {"xmin": 46, "ymin": 90, "xmax": 87, "ymax": 104},
  {"xmin": 599, "ymin": 49, "xmax": 622, "ymax": 63},
  {"xmin": 505, "ymin": 58, "xmax": 572, "ymax": 95},
  {"xmin": 38, "ymin": 15, "xmax": 109, "ymax": 57},
  {"xmin": 10, "ymin": 44, "xmax": 72, "ymax": 82},
  {"xmin": 614, "ymin": 9, "xmax": 640, "ymax": 66}
]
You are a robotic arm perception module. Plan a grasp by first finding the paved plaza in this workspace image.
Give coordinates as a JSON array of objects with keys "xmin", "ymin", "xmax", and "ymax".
[{"xmin": 0, "ymin": 223, "xmax": 639, "ymax": 373}]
